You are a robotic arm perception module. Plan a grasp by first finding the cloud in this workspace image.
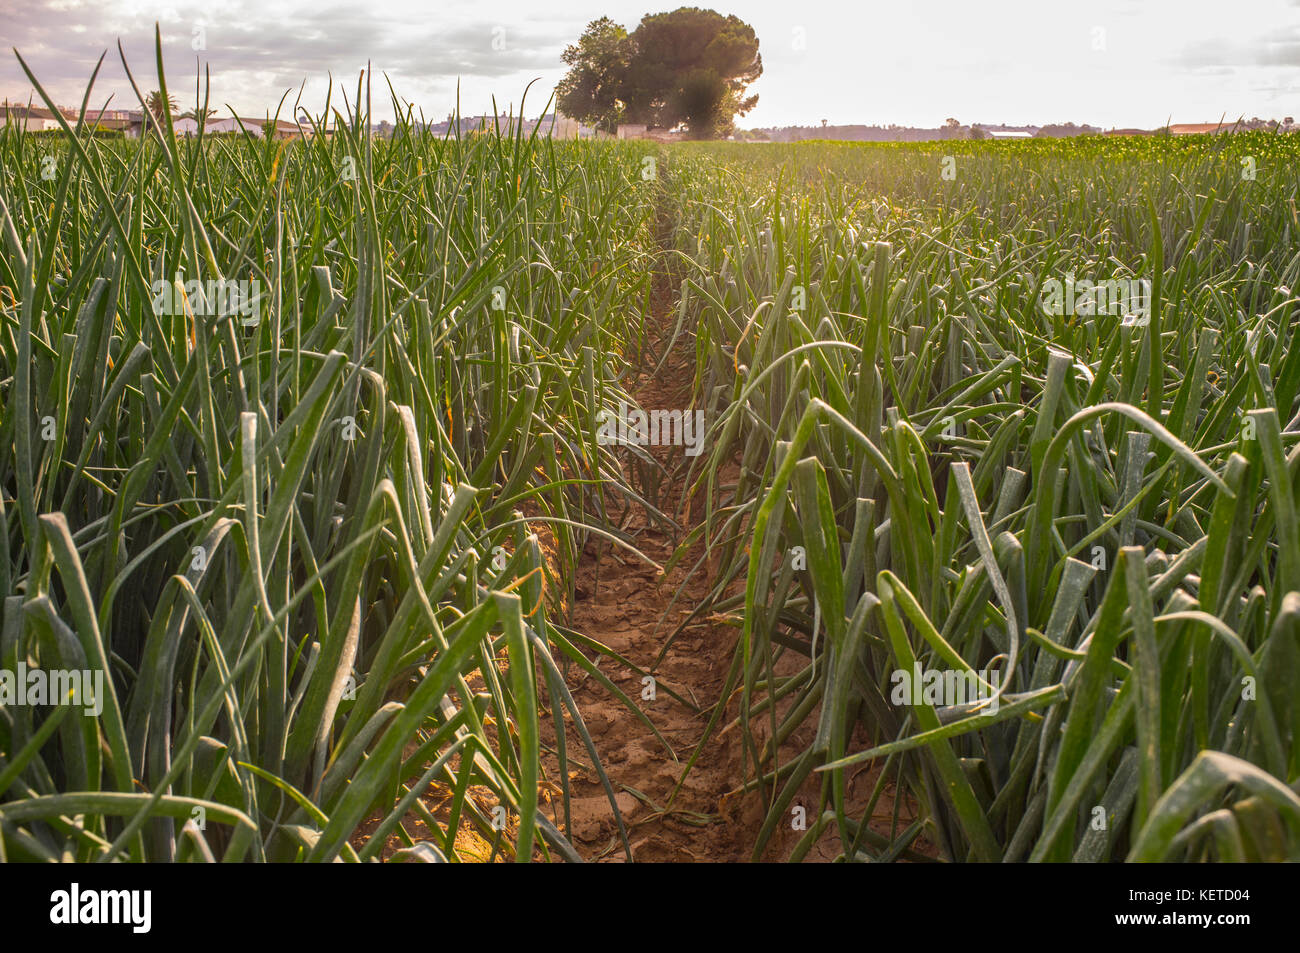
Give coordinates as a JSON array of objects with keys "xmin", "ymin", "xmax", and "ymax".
[
  {"xmin": 1175, "ymin": 27, "xmax": 1300, "ymax": 69},
  {"xmin": 1, "ymin": 0, "xmax": 574, "ymax": 118}
]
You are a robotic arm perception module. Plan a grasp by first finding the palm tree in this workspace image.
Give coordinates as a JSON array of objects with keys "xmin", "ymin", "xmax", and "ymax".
[
  {"xmin": 181, "ymin": 106, "xmax": 218, "ymax": 124},
  {"xmin": 143, "ymin": 90, "xmax": 178, "ymax": 135}
]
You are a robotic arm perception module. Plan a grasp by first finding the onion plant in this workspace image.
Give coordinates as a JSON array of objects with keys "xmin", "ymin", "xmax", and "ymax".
[
  {"xmin": 0, "ymin": 34, "xmax": 663, "ymax": 862},
  {"xmin": 667, "ymin": 134, "xmax": 1300, "ymax": 862}
]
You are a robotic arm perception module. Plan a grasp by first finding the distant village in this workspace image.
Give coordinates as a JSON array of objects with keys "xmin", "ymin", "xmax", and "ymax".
[
  {"xmin": 0, "ymin": 102, "xmax": 595, "ymax": 140},
  {"xmin": 2, "ymin": 100, "xmax": 1294, "ymax": 142}
]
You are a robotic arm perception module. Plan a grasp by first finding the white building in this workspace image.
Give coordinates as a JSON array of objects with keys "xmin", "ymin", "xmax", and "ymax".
[{"xmin": 0, "ymin": 104, "xmax": 67, "ymax": 131}]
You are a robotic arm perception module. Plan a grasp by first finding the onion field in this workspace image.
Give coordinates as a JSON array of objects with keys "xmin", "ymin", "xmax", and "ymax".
[{"xmin": 3, "ymin": 58, "xmax": 1300, "ymax": 863}]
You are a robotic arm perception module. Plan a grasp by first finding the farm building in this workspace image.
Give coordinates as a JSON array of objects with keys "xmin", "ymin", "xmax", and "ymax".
[
  {"xmin": 0, "ymin": 103, "xmax": 73, "ymax": 131},
  {"xmin": 1165, "ymin": 122, "xmax": 1235, "ymax": 135}
]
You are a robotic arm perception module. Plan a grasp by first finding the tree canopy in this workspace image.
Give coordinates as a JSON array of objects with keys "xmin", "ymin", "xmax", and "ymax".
[{"xmin": 556, "ymin": 8, "xmax": 762, "ymax": 139}]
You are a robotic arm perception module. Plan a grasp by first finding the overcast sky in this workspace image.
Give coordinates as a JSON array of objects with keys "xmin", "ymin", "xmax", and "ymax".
[{"xmin": 4, "ymin": 0, "xmax": 1300, "ymax": 128}]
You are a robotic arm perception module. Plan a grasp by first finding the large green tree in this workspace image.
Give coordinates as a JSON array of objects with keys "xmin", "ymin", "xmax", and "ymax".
[
  {"xmin": 557, "ymin": 8, "xmax": 762, "ymax": 139},
  {"xmin": 556, "ymin": 17, "xmax": 631, "ymax": 135}
]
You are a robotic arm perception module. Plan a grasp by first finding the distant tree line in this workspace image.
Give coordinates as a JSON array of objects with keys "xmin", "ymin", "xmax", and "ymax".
[{"xmin": 751, "ymin": 121, "xmax": 1106, "ymax": 143}]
